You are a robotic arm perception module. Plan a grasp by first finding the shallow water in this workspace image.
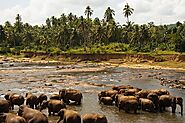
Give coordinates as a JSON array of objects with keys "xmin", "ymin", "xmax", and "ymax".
[{"xmin": 0, "ymin": 63, "xmax": 185, "ymax": 123}]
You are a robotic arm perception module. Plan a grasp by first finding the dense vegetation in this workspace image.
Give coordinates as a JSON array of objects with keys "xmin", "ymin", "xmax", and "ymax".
[{"xmin": 0, "ymin": 4, "xmax": 185, "ymax": 55}]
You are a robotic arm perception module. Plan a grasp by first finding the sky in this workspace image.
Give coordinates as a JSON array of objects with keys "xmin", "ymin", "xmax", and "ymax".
[{"xmin": 0, "ymin": 0, "xmax": 185, "ymax": 25}]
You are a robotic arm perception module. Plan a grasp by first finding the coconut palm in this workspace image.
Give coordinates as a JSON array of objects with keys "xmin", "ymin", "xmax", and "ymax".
[
  {"xmin": 123, "ymin": 3, "xmax": 134, "ymax": 24},
  {"xmin": 104, "ymin": 7, "xmax": 115, "ymax": 22},
  {"xmin": 84, "ymin": 6, "xmax": 93, "ymax": 20}
]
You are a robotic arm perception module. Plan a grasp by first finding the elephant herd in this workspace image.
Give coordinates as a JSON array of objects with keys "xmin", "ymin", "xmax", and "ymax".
[
  {"xmin": 0, "ymin": 89, "xmax": 107, "ymax": 123},
  {"xmin": 98, "ymin": 85, "xmax": 183, "ymax": 115}
]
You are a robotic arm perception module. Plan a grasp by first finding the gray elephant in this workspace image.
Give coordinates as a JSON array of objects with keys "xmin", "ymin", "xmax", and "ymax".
[
  {"xmin": 40, "ymin": 100, "xmax": 66, "ymax": 116},
  {"xmin": 59, "ymin": 89, "xmax": 82, "ymax": 105},
  {"xmin": 36, "ymin": 94, "xmax": 47, "ymax": 106},
  {"xmin": 25, "ymin": 92, "xmax": 38, "ymax": 109},
  {"xmin": 82, "ymin": 113, "xmax": 107, "ymax": 123},
  {"xmin": 0, "ymin": 99, "xmax": 10, "ymax": 113},
  {"xmin": 0, "ymin": 113, "xmax": 26, "ymax": 123},
  {"xmin": 139, "ymin": 98, "xmax": 155, "ymax": 112},
  {"xmin": 18, "ymin": 105, "xmax": 48, "ymax": 123},
  {"xmin": 57, "ymin": 109, "xmax": 81, "ymax": 123},
  {"xmin": 99, "ymin": 97, "xmax": 113, "ymax": 105},
  {"xmin": 4, "ymin": 93, "xmax": 24, "ymax": 110},
  {"xmin": 159, "ymin": 95, "xmax": 183, "ymax": 115}
]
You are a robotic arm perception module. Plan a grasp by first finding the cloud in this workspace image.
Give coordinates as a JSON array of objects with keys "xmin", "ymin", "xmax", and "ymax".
[{"xmin": 0, "ymin": 0, "xmax": 185, "ymax": 25}]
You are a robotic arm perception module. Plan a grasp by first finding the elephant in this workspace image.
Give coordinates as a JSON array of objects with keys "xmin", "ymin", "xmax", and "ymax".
[
  {"xmin": 25, "ymin": 92, "xmax": 38, "ymax": 109},
  {"xmin": 159, "ymin": 95, "xmax": 183, "ymax": 115},
  {"xmin": 59, "ymin": 89, "xmax": 83, "ymax": 105},
  {"xmin": 50, "ymin": 94, "xmax": 61, "ymax": 100},
  {"xmin": 57, "ymin": 109, "xmax": 81, "ymax": 123},
  {"xmin": 0, "ymin": 99, "xmax": 10, "ymax": 113},
  {"xmin": 18, "ymin": 105, "xmax": 49, "ymax": 123},
  {"xmin": 115, "ymin": 94, "xmax": 137, "ymax": 107},
  {"xmin": 135, "ymin": 90, "xmax": 150, "ymax": 99},
  {"xmin": 98, "ymin": 90, "xmax": 118, "ymax": 101},
  {"xmin": 139, "ymin": 98, "xmax": 155, "ymax": 112},
  {"xmin": 36, "ymin": 94, "xmax": 47, "ymax": 106},
  {"xmin": 40, "ymin": 100, "xmax": 66, "ymax": 116},
  {"xmin": 124, "ymin": 99, "xmax": 138, "ymax": 113},
  {"xmin": 82, "ymin": 113, "xmax": 107, "ymax": 123},
  {"xmin": 99, "ymin": 97, "xmax": 113, "ymax": 105},
  {"xmin": 124, "ymin": 88, "xmax": 140, "ymax": 96},
  {"xmin": 116, "ymin": 95, "xmax": 137, "ymax": 111},
  {"xmin": 150, "ymin": 88, "xmax": 170, "ymax": 96},
  {"xmin": 4, "ymin": 93, "xmax": 24, "ymax": 110},
  {"xmin": 112, "ymin": 85, "xmax": 134, "ymax": 91},
  {"xmin": 0, "ymin": 113, "xmax": 26, "ymax": 123},
  {"xmin": 147, "ymin": 92, "xmax": 159, "ymax": 111}
]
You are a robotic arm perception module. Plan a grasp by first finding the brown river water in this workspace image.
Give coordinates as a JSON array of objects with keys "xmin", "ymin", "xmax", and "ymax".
[{"xmin": 0, "ymin": 62, "xmax": 185, "ymax": 123}]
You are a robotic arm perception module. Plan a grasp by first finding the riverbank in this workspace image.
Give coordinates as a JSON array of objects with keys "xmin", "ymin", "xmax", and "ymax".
[{"xmin": 1, "ymin": 53, "xmax": 185, "ymax": 71}]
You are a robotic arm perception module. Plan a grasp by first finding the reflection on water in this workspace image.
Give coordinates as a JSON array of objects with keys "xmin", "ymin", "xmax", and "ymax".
[{"xmin": 0, "ymin": 64, "xmax": 185, "ymax": 123}]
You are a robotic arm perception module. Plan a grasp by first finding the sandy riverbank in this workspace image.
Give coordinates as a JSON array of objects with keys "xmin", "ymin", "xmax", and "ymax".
[{"xmin": 1, "ymin": 55, "xmax": 185, "ymax": 72}]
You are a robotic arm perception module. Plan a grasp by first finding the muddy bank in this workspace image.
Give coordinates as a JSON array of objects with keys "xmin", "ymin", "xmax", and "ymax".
[{"xmin": 20, "ymin": 51, "xmax": 185, "ymax": 62}]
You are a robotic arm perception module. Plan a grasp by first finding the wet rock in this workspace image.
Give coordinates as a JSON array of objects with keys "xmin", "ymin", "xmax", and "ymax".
[
  {"xmin": 9, "ymin": 63, "xmax": 14, "ymax": 67},
  {"xmin": 179, "ymin": 80, "xmax": 185, "ymax": 85},
  {"xmin": 45, "ymin": 83, "xmax": 53, "ymax": 86}
]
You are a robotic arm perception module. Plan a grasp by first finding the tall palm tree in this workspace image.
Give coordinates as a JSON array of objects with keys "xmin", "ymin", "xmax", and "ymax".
[
  {"xmin": 123, "ymin": 3, "xmax": 134, "ymax": 24},
  {"xmin": 104, "ymin": 7, "xmax": 115, "ymax": 22},
  {"xmin": 84, "ymin": 6, "xmax": 93, "ymax": 20}
]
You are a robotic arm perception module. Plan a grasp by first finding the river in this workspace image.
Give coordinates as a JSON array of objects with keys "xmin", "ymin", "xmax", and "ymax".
[{"xmin": 0, "ymin": 62, "xmax": 185, "ymax": 123}]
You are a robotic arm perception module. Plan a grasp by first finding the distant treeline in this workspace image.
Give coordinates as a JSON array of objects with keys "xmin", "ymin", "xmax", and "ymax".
[{"xmin": 0, "ymin": 5, "xmax": 185, "ymax": 55}]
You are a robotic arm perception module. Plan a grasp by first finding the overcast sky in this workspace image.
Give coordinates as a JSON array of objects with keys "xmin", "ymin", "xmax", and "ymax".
[{"xmin": 0, "ymin": 0, "xmax": 185, "ymax": 25}]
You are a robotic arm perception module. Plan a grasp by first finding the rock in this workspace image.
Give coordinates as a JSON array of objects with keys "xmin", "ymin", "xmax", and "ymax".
[
  {"xmin": 45, "ymin": 83, "xmax": 52, "ymax": 86},
  {"xmin": 9, "ymin": 63, "xmax": 14, "ymax": 67}
]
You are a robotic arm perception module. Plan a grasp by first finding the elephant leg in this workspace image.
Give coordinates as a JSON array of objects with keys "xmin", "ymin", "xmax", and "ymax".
[
  {"xmin": 57, "ymin": 118, "xmax": 62, "ymax": 123},
  {"xmin": 12, "ymin": 104, "xmax": 14, "ymax": 110},
  {"xmin": 48, "ymin": 108, "xmax": 51, "ymax": 116},
  {"xmin": 63, "ymin": 118, "xmax": 67, "ymax": 123}
]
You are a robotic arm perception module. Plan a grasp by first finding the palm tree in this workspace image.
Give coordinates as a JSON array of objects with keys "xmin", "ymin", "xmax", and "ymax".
[
  {"xmin": 123, "ymin": 3, "xmax": 134, "ymax": 24},
  {"xmin": 104, "ymin": 7, "xmax": 115, "ymax": 22},
  {"xmin": 84, "ymin": 6, "xmax": 93, "ymax": 20}
]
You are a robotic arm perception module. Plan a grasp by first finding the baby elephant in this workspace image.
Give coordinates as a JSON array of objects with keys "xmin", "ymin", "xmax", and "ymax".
[
  {"xmin": 40, "ymin": 100, "xmax": 66, "ymax": 116},
  {"xmin": 99, "ymin": 97, "xmax": 113, "ymax": 105},
  {"xmin": 0, "ymin": 113, "xmax": 26, "ymax": 123},
  {"xmin": 82, "ymin": 113, "xmax": 108, "ymax": 123},
  {"xmin": 57, "ymin": 109, "xmax": 81, "ymax": 123}
]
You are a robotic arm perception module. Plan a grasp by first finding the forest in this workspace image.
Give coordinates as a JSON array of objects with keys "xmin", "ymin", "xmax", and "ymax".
[{"xmin": 0, "ymin": 4, "xmax": 185, "ymax": 55}]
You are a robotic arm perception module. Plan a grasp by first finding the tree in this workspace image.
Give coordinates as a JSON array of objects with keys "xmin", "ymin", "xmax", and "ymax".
[
  {"xmin": 104, "ymin": 7, "xmax": 115, "ymax": 22},
  {"xmin": 84, "ymin": 6, "xmax": 93, "ymax": 20},
  {"xmin": 123, "ymin": 3, "xmax": 134, "ymax": 24}
]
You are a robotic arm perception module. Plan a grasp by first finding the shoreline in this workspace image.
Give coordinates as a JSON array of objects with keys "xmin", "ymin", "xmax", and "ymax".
[{"xmin": 1, "ymin": 55, "xmax": 185, "ymax": 72}]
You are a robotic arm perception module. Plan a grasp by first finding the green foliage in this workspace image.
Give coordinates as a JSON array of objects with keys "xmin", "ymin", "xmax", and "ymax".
[{"xmin": 0, "ymin": 6, "xmax": 185, "ymax": 55}]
